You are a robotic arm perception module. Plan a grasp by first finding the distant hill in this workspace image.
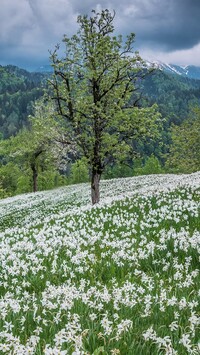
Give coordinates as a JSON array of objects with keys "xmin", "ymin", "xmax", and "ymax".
[
  {"xmin": 0, "ymin": 65, "xmax": 46, "ymax": 138},
  {"xmin": 0, "ymin": 64, "xmax": 47, "ymax": 84},
  {"xmin": 141, "ymin": 69, "xmax": 200, "ymax": 125},
  {"xmin": 34, "ymin": 61, "xmax": 200, "ymax": 80},
  {"xmin": 0, "ymin": 63, "xmax": 200, "ymax": 141}
]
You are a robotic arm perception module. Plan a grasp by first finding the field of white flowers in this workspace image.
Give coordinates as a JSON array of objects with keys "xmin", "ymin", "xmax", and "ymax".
[{"xmin": 0, "ymin": 173, "xmax": 200, "ymax": 355}]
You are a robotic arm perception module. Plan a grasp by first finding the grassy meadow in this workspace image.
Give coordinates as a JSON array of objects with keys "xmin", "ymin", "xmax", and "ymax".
[{"xmin": 0, "ymin": 173, "xmax": 199, "ymax": 354}]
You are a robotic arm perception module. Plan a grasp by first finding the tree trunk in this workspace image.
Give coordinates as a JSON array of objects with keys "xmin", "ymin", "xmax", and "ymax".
[
  {"xmin": 31, "ymin": 163, "xmax": 38, "ymax": 193},
  {"xmin": 91, "ymin": 171, "xmax": 101, "ymax": 205}
]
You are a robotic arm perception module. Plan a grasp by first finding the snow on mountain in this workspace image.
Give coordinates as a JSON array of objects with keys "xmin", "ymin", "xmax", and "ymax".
[
  {"xmin": 32, "ymin": 60, "xmax": 200, "ymax": 80},
  {"xmin": 151, "ymin": 60, "xmax": 200, "ymax": 80}
]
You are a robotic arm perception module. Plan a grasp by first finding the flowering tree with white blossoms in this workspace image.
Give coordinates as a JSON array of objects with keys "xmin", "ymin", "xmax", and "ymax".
[{"xmin": 0, "ymin": 98, "xmax": 66, "ymax": 193}]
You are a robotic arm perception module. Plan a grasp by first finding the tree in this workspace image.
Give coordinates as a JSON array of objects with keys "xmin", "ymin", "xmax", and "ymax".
[
  {"xmin": 0, "ymin": 65, "xmax": 45, "ymax": 139},
  {"xmin": 49, "ymin": 9, "xmax": 161, "ymax": 204},
  {"xmin": 134, "ymin": 154, "xmax": 163, "ymax": 175},
  {"xmin": 0, "ymin": 162, "xmax": 22, "ymax": 197},
  {"xmin": 69, "ymin": 157, "xmax": 89, "ymax": 184},
  {"xmin": 0, "ymin": 99, "xmax": 62, "ymax": 192},
  {"xmin": 166, "ymin": 107, "xmax": 200, "ymax": 173}
]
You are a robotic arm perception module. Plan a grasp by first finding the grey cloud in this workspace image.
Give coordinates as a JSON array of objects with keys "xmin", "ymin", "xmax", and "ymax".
[
  {"xmin": 69, "ymin": 0, "xmax": 200, "ymax": 51},
  {"xmin": 0, "ymin": 0, "xmax": 200, "ymax": 69},
  {"xmin": 114, "ymin": 0, "xmax": 200, "ymax": 51}
]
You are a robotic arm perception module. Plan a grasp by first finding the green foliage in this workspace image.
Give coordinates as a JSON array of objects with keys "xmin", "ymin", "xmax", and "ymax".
[
  {"xmin": 166, "ymin": 107, "xmax": 200, "ymax": 173},
  {"xmin": 142, "ymin": 70, "xmax": 200, "ymax": 126},
  {"xmin": 0, "ymin": 162, "xmax": 67, "ymax": 198},
  {"xmin": 140, "ymin": 70, "xmax": 200, "ymax": 161},
  {"xmin": 38, "ymin": 169, "xmax": 66, "ymax": 190},
  {"xmin": 92, "ymin": 347, "xmax": 106, "ymax": 355},
  {"xmin": 69, "ymin": 158, "xmax": 89, "ymax": 184},
  {"xmin": 0, "ymin": 65, "xmax": 46, "ymax": 138},
  {"xmin": 0, "ymin": 162, "xmax": 23, "ymax": 196},
  {"xmin": 103, "ymin": 163, "xmax": 133, "ymax": 179},
  {"xmin": 49, "ymin": 9, "xmax": 161, "ymax": 203},
  {"xmin": 16, "ymin": 173, "xmax": 32, "ymax": 194},
  {"xmin": 0, "ymin": 98, "xmax": 67, "ymax": 196},
  {"xmin": 1, "ymin": 62, "xmax": 200, "ymax": 172},
  {"xmin": 134, "ymin": 154, "xmax": 164, "ymax": 175},
  {"xmin": 1, "ymin": 14, "xmax": 200, "ymax": 198}
]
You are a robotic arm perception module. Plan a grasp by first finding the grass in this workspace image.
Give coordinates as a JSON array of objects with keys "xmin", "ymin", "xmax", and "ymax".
[{"xmin": 0, "ymin": 173, "xmax": 199, "ymax": 354}]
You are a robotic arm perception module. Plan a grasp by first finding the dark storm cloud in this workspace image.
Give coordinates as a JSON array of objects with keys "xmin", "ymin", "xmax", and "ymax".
[
  {"xmin": 0, "ymin": 0, "xmax": 200, "ymax": 68},
  {"xmin": 69, "ymin": 0, "xmax": 200, "ymax": 51},
  {"xmin": 0, "ymin": 0, "xmax": 77, "ymax": 68},
  {"xmin": 130, "ymin": 0, "xmax": 200, "ymax": 51}
]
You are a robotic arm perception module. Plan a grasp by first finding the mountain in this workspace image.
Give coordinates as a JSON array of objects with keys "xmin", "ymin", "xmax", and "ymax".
[
  {"xmin": 0, "ymin": 64, "xmax": 48, "ymax": 83},
  {"xmin": 0, "ymin": 65, "xmax": 46, "ymax": 138},
  {"xmin": 152, "ymin": 61, "xmax": 200, "ymax": 80},
  {"xmin": 32, "ymin": 60, "xmax": 200, "ymax": 79},
  {"xmin": 1, "ymin": 62, "xmax": 200, "ymax": 141},
  {"xmin": 141, "ymin": 68, "xmax": 200, "ymax": 122}
]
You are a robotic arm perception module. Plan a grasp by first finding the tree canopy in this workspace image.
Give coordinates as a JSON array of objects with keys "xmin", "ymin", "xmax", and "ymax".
[
  {"xmin": 49, "ymin": 9, "xmax": 161, "ymax": 204},
  {"xmin": 166, "ymin": 107, "xmax": 200, "ymax": 173},
  {"xmin": 0, "ymin": 98, "xmax": 64, "ymax": 193}
]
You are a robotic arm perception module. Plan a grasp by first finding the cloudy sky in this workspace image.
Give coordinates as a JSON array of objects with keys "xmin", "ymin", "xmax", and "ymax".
[{"xmin": 1, "ymin": 0, "xmax": 200, "ymax": 70}]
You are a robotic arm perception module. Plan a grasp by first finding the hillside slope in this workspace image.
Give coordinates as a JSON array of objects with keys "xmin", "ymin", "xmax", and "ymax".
[
  {"xmin": 141, "ymin": 70, "xmax": 200, "ymax": 125},
  {"xmin": 0, "ymin": 65, "xmax": 46, "ymax": 138},
  {"xmin": 1, "ymin": 64, "xmax": 200, "ymax": 140},
  {"xmin": 153, "ymin": 61, "xmax": 200, "ymax": 80},
  {"xmin": 0, "ymin": 173, "xmax": 199, "ymax": 354}
]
